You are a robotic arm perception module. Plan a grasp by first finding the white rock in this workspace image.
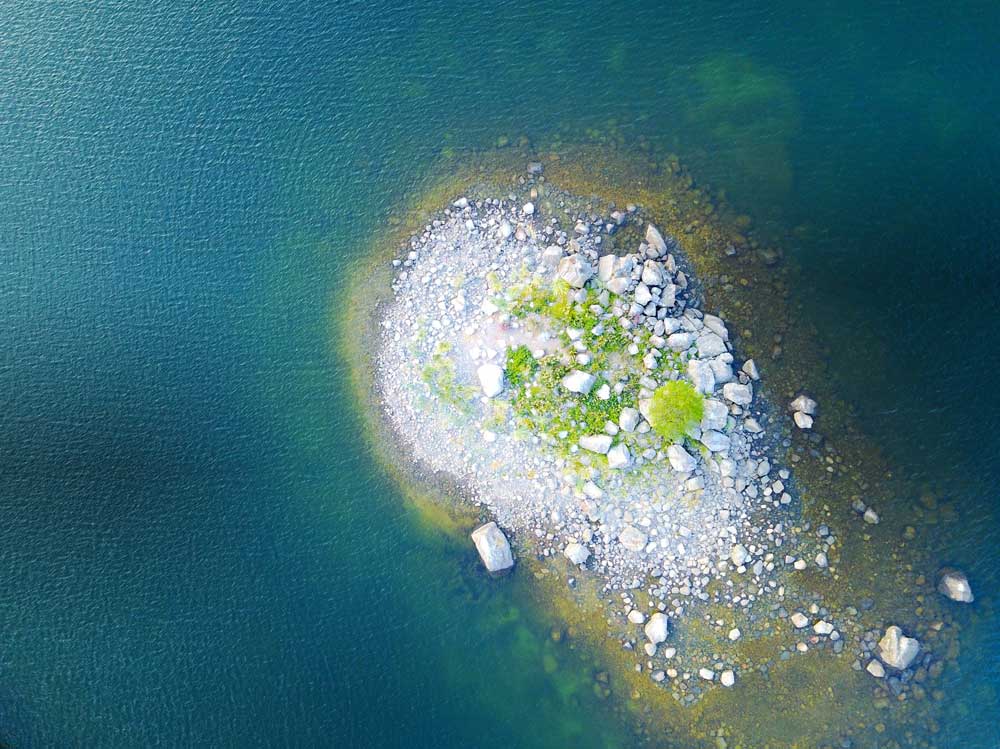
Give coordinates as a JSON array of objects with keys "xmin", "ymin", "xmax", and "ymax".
[
  {"xmin": 790, "ymin": 394, "xmax": 817, "ymax": 415},
  {"xmin": 618, "ymin": 407, "xmax": 640, "ymax": 433},
  {"xmin": 667, "ymin": 445, "xmax": 697, "ymax": 472},
  {"xmin": 863, "ymin": 508, "xmax": 880, "ymax": 525},
  {"xmin": 595, "ymin": 383, "xmax": 611, "ymax": 400},
  {"xmin": 698, "ymin": 668, "xmax": 715, "ymax": 681},
  {"xmin": 866, "ymin": 660, "xmax": 886, "ymax": 678},
  {"xmin": 563, "ymin": 542, "xmax": 590, "ymax": 565},
  {"xmin": 720, "ymin": 670, "xmax": 735, "ymax": 687},
  {"xmin": 790, "ymin": 612, "xmax": 809, "ymax": 628},
  {"xmin": 619, "ymin": 525, "xmax": 648, "ymax": 553},
  {"xmin": 561, "ymin": 370, "xmax": 596, "ymax": 394},
  {"xmin": 579, "ymin": 434, "xmax": 612, "ymax": 454},
  {"xmin": 687, "ymin": 359, "xmax": 716, "ymax": 394},
  {"xmin": 628, "ymin": 609, "xmax": 646, "ymax": 625},
  {"xmin": 522, "ymin": 201, "xmax": 535, "ymax": 215},
  {"xmin": 557, "ymin": 255, "xmax": 594, "ymax": 288},
  {"xmin": 722, "ymin": 382, "xmax": 753, "ymax": 406},
  {"xmin": 641, "ymin": 260, "xmax": 665, "ymax": 286},
  {"xmin": 728, "ymin": 628, "xmax": 741, "ymax": 641},
  {"xmin": 813, "ymin": 620, "xmax": 834, "ymax": 636},
  {"xmin": 634, "ymin": 283, "xmax": 652, "ymax": 305},
  {"xmin": 476, "ymin": 364, "xmax": 504, "ymax": 397},
  {"xmin": 696, "ymin": 332, "xmax": 728, "ymax": 358},
  {"xmin": 644, "ymin": 612, "xmax": 669, "ymax": 644},
  {"xmin": 742, "ymin": 359, "xmax": 760, "ymax": 380},
  {"xmin": 645, "ymin": 224, "xmax": 668, "ymax": 254},
  {"xmin": 597, "ymin": 254, "xmax": 616, "ymax": 282},
  {"xmin": 700, "ymin": 399, "xmax": 729, "ymax": 431},
  {"xmin": 607, "ymin": 443, "xmax": 632, "ymax": 469},
  {"xmin": 582, "ymin": 481, "xmax": 604, "ymax": 499},
  {"xmin": 453, "ymin": 197, "xmax": 469, "ymax": 209},
  {"xmin": 542, "ymin": 245, "xmax": 564, "ymax": 269},
  {"xmin": 937, "ymin": 568, "xmax": 974, "ymax": 603},
  {"xmin": 471, "ymin": 522, "xmax": 514, "ymax": 573},
  {"xmin": 878, "ymin": 625, "xmax": 920, "ymax": 670},
  {"xmin": 700, "ymin": 430, "xmax": 730, "ymax": 453},
  {"xmin": 666, "ymin": 332, "xmax": 693, "ymax": 351},
  {"xmin": 730, "ymin": 544, "xmax": 750, "ymax": 566},
  {"xmin": 709, "ymin": 358, "xmax": 734, "ymax": 385},
  {"xmin": 793, "ymin": 411, "xmax": 814, "ymax": 429}
]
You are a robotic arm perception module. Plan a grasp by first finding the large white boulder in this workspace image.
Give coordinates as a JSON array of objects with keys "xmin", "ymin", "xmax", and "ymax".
[
  {"xmin": 579, "ymin": 434, "xmax": 612, "ymax": 454},
  {"xmin": 606, "ymin": 443, "xmax": 632, "ymax": 469},
  {"xmin": 476, "ymin": 364, "xmax": 504, "ymax": 397},
  {"xmin": 722, "ymin": 382, "xmax": 753, "ymax": 406},
  {"xmin": 700, "ymin": 430, "xmax": 730, "ymax": 453},
  {"xmin": 471, "ymin": 522, "xmax": 514, "ymax": 573},
  {"xmin": 696, "ymin": 332, "xmax": 728, "ymax": 358},
  {"xmin": 563, "ymin": 542, "xmax": 590, "ymax": 565},
  {"xmin": 641, "ymin": 260, "xmax": 666, "ymax": 286},
  {"xmin": 645, "ymin": 224, "xmax": 668, "ymax": 254},
  {"xmin": 687, "ymin": 359, "xmax": 716, "ymax": 394},
  {"xmin": 619, "ymin": 525, "xmax": 647, "ymax": 552},
  {"xmin": 561, "ymin": 369, "xmax": 596, "ymax": 394},
  {"xmin": 644, "ymin": 612, "xmax": 669, "ymax": 644},
  {"xmin": 878, "ymin": 625, "xmax": 920, "ymax": 670},
  {"xmin": 701, "ymin": 399, "xmax": 729, "ymax": 431},
  {"xmin": 556, "ymin": 254, "xmax": 594, "ymax": 288},
  {"xmin": 667, "ymin": 445, "xmax": 697, "ymax": 472},
  {"xmin": 937, "ymin": 568, "xmax": 974, "ymax": 603}
]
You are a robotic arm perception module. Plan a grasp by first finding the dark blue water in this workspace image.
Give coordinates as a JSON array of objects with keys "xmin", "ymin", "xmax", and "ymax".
[{"xmin": 1, "ymin": 1, "xmax": 998, "ymax": 746}]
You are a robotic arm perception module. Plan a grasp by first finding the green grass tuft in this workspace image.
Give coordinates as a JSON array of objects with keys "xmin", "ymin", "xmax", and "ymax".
[
  {"xmin": 506, "ymin": 344, "xmax": 539, "ymax": 388},
  {"xmin": 648, "ymin": 380, "xmax": 704, "ymax": 443}
]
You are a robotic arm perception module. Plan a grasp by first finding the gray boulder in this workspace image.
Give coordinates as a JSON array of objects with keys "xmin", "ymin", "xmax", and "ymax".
[
  {"xmin": 937, "ymin": 568, "xmax": 974, "ymax": 603},
  {"xmin": 877, "ymin": 625, "xmax": 920, "ymax": 670},
  {"xmin": 471, "ymin": 522, "xmax": 514, "ymax": 573},
  {"xmin": 557, "ymin": 255, "xmax": 594, "ymax": 288}
]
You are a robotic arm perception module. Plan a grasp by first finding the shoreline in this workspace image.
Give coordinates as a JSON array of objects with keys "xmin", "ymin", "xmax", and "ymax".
[{"xmin": 339, "ymin": 141, "xmax": 970, "ymax": 748}]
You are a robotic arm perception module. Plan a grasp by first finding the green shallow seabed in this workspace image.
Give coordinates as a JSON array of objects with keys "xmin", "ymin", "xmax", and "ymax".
[{"xmin": 340, "ymin": 138, "xmax": 978, "ymax": 748}]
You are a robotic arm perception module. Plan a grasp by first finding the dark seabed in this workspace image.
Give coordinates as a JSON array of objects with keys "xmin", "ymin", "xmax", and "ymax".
[{"xmin": 0, "ymin": 1, "xmax": 998, "ymax": 746}]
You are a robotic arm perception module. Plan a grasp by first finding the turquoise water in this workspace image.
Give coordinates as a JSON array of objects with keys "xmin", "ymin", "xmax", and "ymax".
[{"xmin": 1, "ymin": 1, "xmax": 998, "ymax": 746}]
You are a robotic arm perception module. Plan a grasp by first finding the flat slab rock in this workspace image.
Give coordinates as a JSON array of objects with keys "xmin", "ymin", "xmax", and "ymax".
[{"xmin": 471, "ymin": 522, "xmax": 514, "ymax": 573}]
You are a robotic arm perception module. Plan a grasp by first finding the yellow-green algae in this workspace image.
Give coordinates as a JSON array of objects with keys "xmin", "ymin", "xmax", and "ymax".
[{"xmin": 339, "ymin": 137, "xmax": 964, "ymax": 748}]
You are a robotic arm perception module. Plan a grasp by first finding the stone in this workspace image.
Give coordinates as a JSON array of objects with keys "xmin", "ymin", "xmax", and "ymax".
[
  {"xmin": 542, "ymin": 245, "xmax": 564, "ymax": 269},
  {"xmin": 878, "ymin": 625, "xmax": 920, "ymax": 670},
  {"xmin": 522, "ymin": 201, "xmax": 535, "ymax": 216},
  {"xmin": 667, "ymin": 445, "xmax": 697, "ymax": 472},
  {"xmin": 452, "ymin": 197, "xmax": 469, "ymax": 209},
  {"xmin": 730, "ymin": 544, "xmax": 750, "ymax": 566},
  {"xmin": 563, "ymin": 542, "xmax": 590, "ymax": 565},
  {"xmin": 700, "ymin": 399, "xmax": 728, "ymax": 431},
  {"xmin": 863, "ymin": 508, "xmax": 880, "ymax": 525},
  {"xmin": 618, "ymin": 407, "xmax": 640, "ymax": 433},
  {"xmin": 561, "ymin": 370, "xmax": 596, "ymax": 394},
  {"xmin": 619, "ymin": 526, "xmax": 648, "ymax": 553},
  {"xmin": 557, "ymin": 254, "xmax": 594, "ymax": 288},
  {"xmin": 722, "ymin": 383, "xmax": 753, "ymax": 406},
  {"xmin": 700, "ymin": 430, "xmax": 730, "ymax": 453},
  {"xmin": 790, "ymin": 394, "xmax": 817, "ymax": 415},
  {"xmin": 597, "ymin": 254, "xmax": 616, "ymax": 282},
  {"xmin": 634, "ymin": 283, "xmax": 652, "ymax": 305},
  {"xmin": 628, "ymin": 609, "xmax": 646, "ymax": 624},
  {"xmin": 607, "ymin": 443, "xmax": 632, "ymax": 469},
  {"xmin": 666, "ymin": 332, "xmax": 693, "ymax": 351},
  {"xmin": 471, "ymin": 522, "xmax": 514, "ymax": 573},
  {"xmin": 687, "ymin": 359, "xmax": 716, "ymax": 394},
  {"xmin": 937, "ymin": 568, "xmax": 974, "ymax": 603},
  {"xmin": 790, "ymin": 612, "xmax": 809, "ymax": 628},
  {"xmin": 641, "ymin": 260, "xmax": 665, "ymax": 286},
  {"xmin": 813, "ymin": 620, "xmax": 834, "ymax": 636},
  {"xmin": 742, "ymin": 359, "xmax": 760, "ymax": 380},
  {"xmin": 720, "ymin": 670, "xmax": 735, "ymax": 687},
  {"xmin": 793, "ymin": 411, "xmax": 813, "ymax": 429},
  {"xmin": 476, "ymin": 364, "xmax": 504, "ymax": 397},
  {"xmin": 698, "ymin": 668, "xmax": 715, "ymax": 681},
  {"xmin": 644, "ymin": 612, "xmax": 669, "ymax": 644},
  {"xmin": 728, "ymin": 628, "xmax": 741, "ymax": 641},
  {"xmin": 866, "ymin": 660, "xmax": 886, "ymax": 678},
  {"xmin": 580, "ymin": 435, "xmax": 612, "ymax": 454},
  {"xmin": 696, "ymin": 332, "xmax": 728, "ymax": 358},
  {"xmin": 606, "ymin": 276, "xmax": 632, "ymax": 295},
  {"xmin": 645, "ymin": 224, "xmax": 668, "ymax": 254}
]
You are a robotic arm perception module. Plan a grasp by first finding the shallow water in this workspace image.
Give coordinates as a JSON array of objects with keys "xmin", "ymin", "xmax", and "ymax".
[{"xmin": 1, "ymin": 1, "xmax": 998, "ymax": 746}]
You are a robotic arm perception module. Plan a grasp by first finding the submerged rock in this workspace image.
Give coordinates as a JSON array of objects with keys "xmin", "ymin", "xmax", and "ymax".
[
  {"xmin": 877, "ymin": 625, "xmax": 920, "ymax": 670},
  {"xmin": 564, "ymin": 542, "xmax": 590, "ymax": 566},
  {"xmin": 937, "ymin": 567, "xmax": 974, "ymax": 603},
  {"xmin": 471, "ymin": 522, "xmax": 514, "ymax": 573}
]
